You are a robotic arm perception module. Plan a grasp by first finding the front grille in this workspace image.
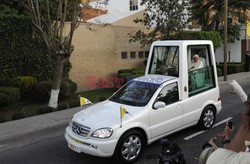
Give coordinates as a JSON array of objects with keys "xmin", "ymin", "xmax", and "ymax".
[{"xmin": 72, "ymin": 121, "xmax": 91, "ymax": 137}]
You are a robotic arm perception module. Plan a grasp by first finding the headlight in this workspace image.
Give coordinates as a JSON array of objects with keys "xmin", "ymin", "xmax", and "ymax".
[{"xmin": 91, "ymin": 128, "xmax": 113, "ymax": 139}]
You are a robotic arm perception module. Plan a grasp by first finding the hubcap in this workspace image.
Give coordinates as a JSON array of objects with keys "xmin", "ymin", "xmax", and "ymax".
[
  {"xmin": 121, "ymin": 135, "xmax": 142, "ymax": 161},
  {"xmin": 203, "ymin": 109, "xmax": 214, "ymax": 128}
]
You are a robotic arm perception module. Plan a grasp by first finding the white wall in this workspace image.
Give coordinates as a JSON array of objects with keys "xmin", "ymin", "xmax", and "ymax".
[
  {"xmin": 91, "ymin": 0, "xmax": 145, "ymax": 13},
  {"xmin": 215, "ymin": 26, "xmax": 246, "ymax": 63}
]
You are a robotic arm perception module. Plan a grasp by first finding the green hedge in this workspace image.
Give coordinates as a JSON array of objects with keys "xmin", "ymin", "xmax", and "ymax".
[
  {"xmin": 217, "ymin": 63, "xmax": 245, "ymax": 75},
  {"xmin": 0, "ymin": 14, "xmax": 72, "ymax": 85},
  {"xmin": 0, "ymin": 86, "xmax": 21, "ymax": 105},
  {"xmin": 217, "ymin": 68, "xmax": 223, "ymax": 77},
  {"xmin": 118, "ymin": 69, "xmax": 133, "ymax": 75},
  {"xmin": 169, "ymin": 31, "xmax": 221, "ymax": 49},
  {"xmin": 63, "ymin": 78, "xmax": 77, "ymax": 94},
  {"xmin": 35, "ymin": 81, "xmax": 52, "ymax": 101},
  {"xmin": 69, "ymin": 99, "xmax": 80, "ymax": 108},
  {"xmin": 34, "ymin": 79, "xmax": 77, "ymax": 100},
  {"xmin": 11, "ymin": 112, "xmax": 25, "ymax": 120},
  {"xmin": 0, "ymin": 92, "xmax": 7, "ymax": 106},
  {"xmin": 57, "ymin": 103, "xmax": 69, "ymax": 111},
  {"xmin": 36, "ymin": 106, "xmax": 53, "ymax": 115},
  {"xmin": 118, "ymin": 68, "xmax": 145, "ymax": 84},
  {"xmin": 0, "ymin": 14, "xmax": 52, "ymax": 85},
  {"xmin": 11, "ymin": 76, "xmax": 37, "ymax": 97}
]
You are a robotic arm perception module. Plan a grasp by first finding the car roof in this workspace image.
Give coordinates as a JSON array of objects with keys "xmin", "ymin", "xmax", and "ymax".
[
  {"xmin": 133, "ymin": 75, "xmax": 176, "ymax": 85},
  {"xmin": 152, "ymin": 40, "xmax": 213, "ymax": 46}
]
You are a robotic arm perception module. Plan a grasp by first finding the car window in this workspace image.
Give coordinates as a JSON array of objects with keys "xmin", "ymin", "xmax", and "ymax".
[
  {"xmin": 156, "ymin": 82, "xmax": 179, "ymax": 105},
  {"xmin": 109, "ymin": 81, "xmax": 160, "ymax": 107},
  {"xmin": 148, "ymin": 46, "xmax": 179, "ymax": 77},
  {"xmin": 187, "ymin": 45, "xmax": 215, "ymax": 96}
]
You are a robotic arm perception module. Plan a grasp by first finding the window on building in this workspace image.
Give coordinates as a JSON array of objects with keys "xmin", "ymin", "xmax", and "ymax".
[
  {"xmin": 145, "ymin": 51, "xmax": 149, "ymax": 58},
  {"xmin": 121, "ymin": 52, "xmax": 128, "ymax": 59},
  {"xmin": 139, "ymin": 51, "xmax": 144, "ymax": 58},
  {"xmin": 130, "ymin": 52, "xmax": 136, "ymax": 59},
  {"xmin": 130, "ymin": 0, "xmax": 138, "ymax": 11}
]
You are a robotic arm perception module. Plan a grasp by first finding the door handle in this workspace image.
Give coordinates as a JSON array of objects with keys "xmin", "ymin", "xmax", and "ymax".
[{"xmin": 184, "ymin": 86, "xmax": 187, "ymax": 92}]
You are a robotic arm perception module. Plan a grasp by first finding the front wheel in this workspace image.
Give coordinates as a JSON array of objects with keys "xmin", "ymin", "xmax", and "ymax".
[
  {"xmin": 113, "ymin": 130, "xmax": 145, "ymax": 164},
  {"xmin": 197, "ymin": 106, "xmax": 216, "ymax": 129}
]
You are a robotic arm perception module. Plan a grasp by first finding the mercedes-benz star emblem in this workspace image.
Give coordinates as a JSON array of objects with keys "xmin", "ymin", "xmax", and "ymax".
[{"xmin": 76, "ymin": 126, "xmax": 81, "ymax": 134}]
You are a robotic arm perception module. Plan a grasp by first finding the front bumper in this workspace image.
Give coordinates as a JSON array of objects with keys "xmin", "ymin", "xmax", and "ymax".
[{"xmin": 65, "ymin": 127, "xmax": 117, "ymax": 157}]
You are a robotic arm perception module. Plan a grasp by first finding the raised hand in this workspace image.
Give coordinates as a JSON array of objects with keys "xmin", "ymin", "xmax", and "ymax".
[{"xmin": 229, "ymin": 80, "xmax": 247, "ymax": 103}]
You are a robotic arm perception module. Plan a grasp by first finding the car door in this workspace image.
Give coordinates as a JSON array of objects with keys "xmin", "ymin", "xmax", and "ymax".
[{"xmin": 149, "ymin": 82, "xmax": 183, "ymax": 138}]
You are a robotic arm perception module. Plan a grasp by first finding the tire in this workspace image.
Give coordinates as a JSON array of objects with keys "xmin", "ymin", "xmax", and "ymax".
[
  {"xmin": 113, "ymin": 130, "xmax": 145, "ymax": 164},
  {"xmin": 197, "ymin": 106, "xmax": 216, "ymax": 129}
]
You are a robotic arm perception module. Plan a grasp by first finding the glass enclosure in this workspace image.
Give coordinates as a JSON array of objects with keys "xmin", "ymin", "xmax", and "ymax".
[
  {"xmin": 148, "ymin": 46, "xmax": 179, "ymax": 77},
  {"xmin": 187, "ymin": 45, "xmax": 215, "ymax": 96}
]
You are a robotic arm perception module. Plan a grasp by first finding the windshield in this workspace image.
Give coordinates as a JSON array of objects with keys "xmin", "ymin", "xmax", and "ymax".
[
  {"xmin": 148, "ymin": 46, "xmax": 179, "ymax": 77},
  {"xmin": 109, "ymin": 81, "xmax": 160, "ymax": 107}
]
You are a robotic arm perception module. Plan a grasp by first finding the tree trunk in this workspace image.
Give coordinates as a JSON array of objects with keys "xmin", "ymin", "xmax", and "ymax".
[{"xmin": 48, "ymin": 55, "xmax": 68, "ymax": 108}]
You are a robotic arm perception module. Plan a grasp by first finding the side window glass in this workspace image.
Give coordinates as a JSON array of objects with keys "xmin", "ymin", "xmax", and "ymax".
[
  {"xmin": 156, "ymin": 82, "xmax": 179, "ymax": 105},
  {"xmin": 187, "ymin": 45, "xmax": 215, "ymax": 96}
]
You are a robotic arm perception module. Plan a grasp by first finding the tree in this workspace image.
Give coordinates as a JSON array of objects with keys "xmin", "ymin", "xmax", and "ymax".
[
  {"xmin": 192, "ymin": 0, "xmax": 250, "ymax": 42},
  {"xmin": 27, "ymin": 0, "xmax": 84, "ymax": 108},
  {"xmin": 129, "ymin": 0, "xmax": 190, "ymax": 47}
]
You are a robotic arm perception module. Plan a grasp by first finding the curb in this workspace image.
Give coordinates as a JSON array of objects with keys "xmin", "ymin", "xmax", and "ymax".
[{"xmin": 0, "ymin": 106, "xmax": 85, "ymax": 153}]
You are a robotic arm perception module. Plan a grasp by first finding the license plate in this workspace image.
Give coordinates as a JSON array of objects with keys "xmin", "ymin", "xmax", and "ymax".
[{"xmin": 68, "ymin": 143, "xmax": 81, "ymax": 153}]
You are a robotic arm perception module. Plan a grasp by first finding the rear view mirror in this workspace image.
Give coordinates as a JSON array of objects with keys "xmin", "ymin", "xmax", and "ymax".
[{"xmin": 154, "ymin": 101, "xmax": 166, "ymax": 109}]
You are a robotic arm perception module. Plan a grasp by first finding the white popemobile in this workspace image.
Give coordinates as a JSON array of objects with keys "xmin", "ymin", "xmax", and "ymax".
[{"xmin": 65, "ymin": 40, "xmax": 222, "ymax": 163}]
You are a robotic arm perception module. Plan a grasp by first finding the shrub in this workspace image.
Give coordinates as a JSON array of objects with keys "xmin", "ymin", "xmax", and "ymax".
[
  {"xmin": 0, "ymin": 116, "xmax": 5, "ymax": 123},
  {"xmin": 34, "ymin": 79, "xmax": 77, "ymax": 100},
  {"xmin": 0, "ymin": 15, "xmax": 71, "ymax": 85},
  {"xmin": 118, "ymin": 69, "xmax": 133, "ymax": 76},
  {"xmin": 11, "ymin": 76, "xmax": 38, "ymax": 97},
  {"xmin": 69, "ymin": 99, "xmax": 80, "ymax": 108},
  {"xmin": 98, "ymin": 97, "xmax": 107, "ymax": 102},
  {"xmin": 0, "ymin": 86, "xmax": 21, "ymax": 104},
  {"xmin": 11, "ymin": 112, "xmax": 25, "ymax": 120},
  {"xmin": 132, "ymin": 68, "xmax": 145, "ymax": 74},
  {"xmin": 0, "ymin": 92, "xmax": 7, "ymax": 106},
  {"xmin": 35, "ymin": 81, "xmax": 52, "ymax": 101},
  {"xmin": 118, "ymin": 68, "xmax": 145, "ymax": 85},
  {"xmin": 64, "ymin": 78, "xmax": 77, "ymax": 93},
  {"xmin": 57, "ymin": 103, "xmax": 69, "ymax": 111},
  {"xmin": 60, "ymin": 80, "xmax": 71, "ymax": 97},
  {"xmin": 217, "ymin": 63, "xmax": 245, "ymax": 75},
  {"xmin": 217, "ymin": 68, "xmax": 222, "ymax": 77},
  {"xmin": 228, "ymin": 63, "xmax": 245, "ymax": 74},
  {"xmin": 36, "ymin": 106, "xmax": 53, "ymax": 115}
]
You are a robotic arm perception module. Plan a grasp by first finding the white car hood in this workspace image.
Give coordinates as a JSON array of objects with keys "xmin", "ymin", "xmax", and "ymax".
[{"xmin": 73, "ymin": 100, "xmax": 143, "ymax": 129}]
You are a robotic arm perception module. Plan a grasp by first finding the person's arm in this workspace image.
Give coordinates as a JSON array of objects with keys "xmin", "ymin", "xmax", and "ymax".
[
  {"xmin": 219, "ymin": 123, "xmax": 233, "ymax": 149},
  {"xmin": 226, "ymin": 80, "xmax": 250, "ymax": 152}
]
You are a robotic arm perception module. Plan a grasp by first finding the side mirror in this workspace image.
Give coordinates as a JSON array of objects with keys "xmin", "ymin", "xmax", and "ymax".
[{"xmin": 153, "ymin": 101, "xmax": 166, "ymax": 109}]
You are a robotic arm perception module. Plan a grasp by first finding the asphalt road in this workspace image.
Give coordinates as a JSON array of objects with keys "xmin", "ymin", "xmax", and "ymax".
[{"xmin": 0, "ymin": 81, "xmax": 250, "ymax": 164}]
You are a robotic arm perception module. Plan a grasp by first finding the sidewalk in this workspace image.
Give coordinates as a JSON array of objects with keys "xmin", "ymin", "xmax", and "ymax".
[{"xmin": 0, "ymin": 72, "xmax": 250, "ymax": 153}]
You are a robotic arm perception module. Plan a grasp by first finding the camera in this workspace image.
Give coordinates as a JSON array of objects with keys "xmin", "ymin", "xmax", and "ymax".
[
  {"xmin": 228, "ymin": 120, "xmax": 233, "ymax": 129},
  {"xmin": 202, "ymin": 142, "xmax": 212, "ymax": 150},
  {"xmin": 147, "ymin": 139, "xmax": 186, "ymax": 164}
]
